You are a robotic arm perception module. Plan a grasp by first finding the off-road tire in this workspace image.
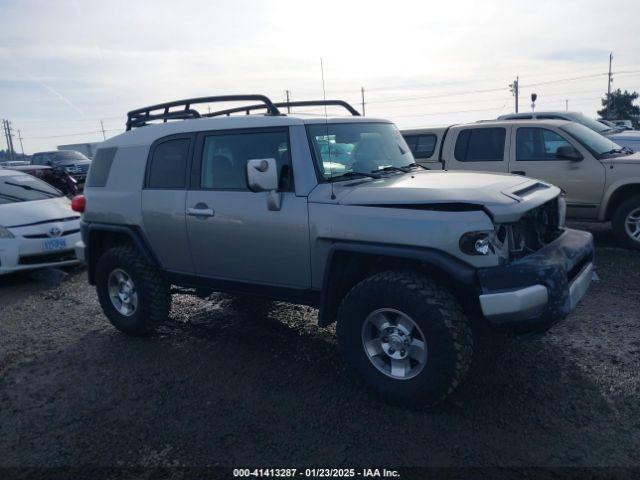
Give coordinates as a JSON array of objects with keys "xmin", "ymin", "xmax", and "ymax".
[
  {"xmin": 95, "ymin": 246, "xmax": 171, "ymax": 336},
  {"xmin": 336, "ymin": 270, "xmax": 473, "ymax": 407},
  {"xmin": 612, "ymin": 195, "xmax": 640, "ymax": 250}
]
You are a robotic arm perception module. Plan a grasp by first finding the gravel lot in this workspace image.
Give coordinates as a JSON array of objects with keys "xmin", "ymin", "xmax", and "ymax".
[{"xmin": 1, "ymin": 222, "xmax": 639, "ymax": 469}]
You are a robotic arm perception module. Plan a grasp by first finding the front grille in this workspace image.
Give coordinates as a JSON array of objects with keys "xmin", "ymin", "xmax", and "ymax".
[
  {"xmin": 508, "ymin": 198, "xmax": 561, "ymax": 259},
  {"xmin": 19, "ymin": 250, "xmax": 77, "ymax": 265},
  {"xmin": 22, "ymin": 229, "xmax": 80, "ymax": 239},
  {"xmin": 67, "ymin": 164, "xmax": 90, "ymax": 174}
]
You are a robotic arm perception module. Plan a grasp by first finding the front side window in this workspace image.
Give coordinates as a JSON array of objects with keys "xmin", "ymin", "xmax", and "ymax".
[
  {"xmin": 147, "ymin": 138, "xmax": 190, "ymax": 189},
  {"xmin": 403, "ymin": 134, "xmax": 437, "ymax": 159},
  {"xmin": 200, "ymin": 130, "xmax": 291, "ymax": 190},
  {"xmin": 516, "ymin": 128, "xmax": 573, "ymax": 161},
  {"xmin": 0, "ymin": 174, "xmax": 62, "ymax": 204},
  {"xmin": 307, "ymin": 122, "xmax": 414, "ymax": 180},
  {"xmin": 454, "ymin": 128, "xmax": 506, "ymax": 162}
]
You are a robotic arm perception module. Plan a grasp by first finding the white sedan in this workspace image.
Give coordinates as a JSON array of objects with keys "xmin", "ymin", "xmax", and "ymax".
[{"xmin": 0, "ymin": 169, "xmax": 82, "ymax": 275}]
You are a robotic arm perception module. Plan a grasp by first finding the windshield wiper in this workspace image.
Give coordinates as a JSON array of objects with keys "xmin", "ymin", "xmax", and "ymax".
[
  {"xmin": 0, "ymin": 192, "xmax": 26, "ymax": 202},
  {"xmin": 327, "ymin": 171, "xmax": 381, "ymax": 182},
  {"xmin": 4, "ymin": 181, "xmax": 59, "ymax": 197},
  {"xmin": 404, "ymin": 162, "xmax": 428, "ymax": 170},
  {"xmin": 374, "ymin": 166, "xmax": 410, "ymax": 174},
  {"xmin": 602, "ymin": 147, "xmax": 633, "ymax": 156}
]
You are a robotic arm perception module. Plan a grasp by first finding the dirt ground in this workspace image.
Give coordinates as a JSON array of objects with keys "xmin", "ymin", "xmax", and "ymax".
[{"xmin": 0, "ymin": 222, "xmax": 639, "ymax": 469}]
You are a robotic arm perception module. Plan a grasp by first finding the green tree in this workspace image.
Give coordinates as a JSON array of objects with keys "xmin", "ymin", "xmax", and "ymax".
[{"xmin": 598, "ymin": 89, "xmax": 640, "ymax": 125}]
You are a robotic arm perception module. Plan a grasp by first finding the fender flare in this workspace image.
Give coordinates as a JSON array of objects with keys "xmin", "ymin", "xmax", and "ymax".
[
  {"xmin": 82, "ymin": 222, "xmax": 160, "ymax": 284},
  {"xmin": 317, "ymin": 241, "xmax": 478, "ymax": 326},
  {"xmin": 599, "ymin": 179, "xmax": 640, "ymax": 221}
]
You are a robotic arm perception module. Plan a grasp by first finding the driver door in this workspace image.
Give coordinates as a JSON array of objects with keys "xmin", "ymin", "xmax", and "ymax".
[{"xmin": 185, "ymin": 127, "xmax": 311, "ymax": 288}]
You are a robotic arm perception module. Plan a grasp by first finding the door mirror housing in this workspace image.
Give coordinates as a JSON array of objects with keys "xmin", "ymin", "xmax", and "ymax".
[
  {"xmin": 556, "ymin": 145, "xmax": 583, "ymax": 161},
  {"xmin": 246, "ymin": 158, "xmax": 281, "ymax": 211},
  {"xmin": 247, "ymin": 158, "xmax": 279, "ymax": 192}
]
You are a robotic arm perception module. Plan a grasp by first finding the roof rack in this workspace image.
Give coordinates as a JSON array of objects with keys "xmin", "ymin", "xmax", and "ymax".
[
  {"xmin": 205, "ymin": 100, "xmax": 361, "ymax": 117},
  {"xmin": 126, "ymin": 95, "xmax": 282, "ymax": 130}
]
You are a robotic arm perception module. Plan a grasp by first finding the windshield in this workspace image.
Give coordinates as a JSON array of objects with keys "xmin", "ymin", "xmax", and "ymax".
[
  {"xmin": 53, "ymin": 151, "xmax": 90, "ymax": 165},
  {"xmin": 307, "ymin": 122, "xmax": 415, "ymax": 180},
  {"xmin": 569, "ymin": 113, "xmax": 614, "ymax": 134},
  {"xmin": 560, "ymin": 123, "xmax": 624, "ymax": 158},
  {"xmin": 0, "ymin": 174, "xmax": 62, "ymax": 204}
]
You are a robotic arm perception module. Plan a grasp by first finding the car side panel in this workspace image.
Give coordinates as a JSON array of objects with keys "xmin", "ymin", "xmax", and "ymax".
[
  {"xmin": 83, "ymin": 145, "xmax": 147, "ymax": 227},
  {"xmin": 141, "ymin": 190, "xmax": 193, "ymax": 273},
  {"xmin": 307, "ymin": 186, "xmax": 497, "ymax": 290}
]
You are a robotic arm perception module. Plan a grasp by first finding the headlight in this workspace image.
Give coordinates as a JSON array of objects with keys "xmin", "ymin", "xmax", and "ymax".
[
  {"xmin": 558, "ymin": 195, "xmax": 567, "ymax": 227},
  {"xmin": 459, "ymin": 231, "xmax": 494, "ymax": 256},
  {"xmin": 0, "ymin": 226, "xmax": 14, "ymax": 239}
]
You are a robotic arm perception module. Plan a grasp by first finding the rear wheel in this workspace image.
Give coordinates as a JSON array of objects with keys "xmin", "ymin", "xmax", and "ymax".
[
  {"xmin": 336, "ymin": 270, "xmax": 473, "ymax": 406},
  {"xmin": 612, "ymin": 195, "xmax": 640, "ymax": 250},
  {"xmin": 96, "ymin": 246, "xmax": 171, "ymax": 335}
]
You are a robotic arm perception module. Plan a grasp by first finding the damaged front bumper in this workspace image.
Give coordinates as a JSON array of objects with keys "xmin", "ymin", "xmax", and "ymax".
[{"xmin": 476, "ymin": 228, "xmax": 594, "ymax": 333}]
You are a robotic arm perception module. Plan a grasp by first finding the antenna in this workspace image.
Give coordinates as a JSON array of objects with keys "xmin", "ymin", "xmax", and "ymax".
[{"xmin": 320, "ymin": 58, "xmax": 336, "ymax": 200}]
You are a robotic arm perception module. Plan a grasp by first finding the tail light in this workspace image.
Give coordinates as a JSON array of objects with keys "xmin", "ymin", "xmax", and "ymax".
[{"xmin": 71, "ymin": 195, "xmax": 86, "ymax": 213}]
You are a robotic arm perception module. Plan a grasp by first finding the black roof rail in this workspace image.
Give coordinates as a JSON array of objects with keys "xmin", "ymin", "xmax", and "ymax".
[
  {"xmin": 205, "ymin": 100, "xmax": 361, "ymax": 117},
  {"xmin": 126, "ymin": 95, "xmax": 282, "ymax": 130}
]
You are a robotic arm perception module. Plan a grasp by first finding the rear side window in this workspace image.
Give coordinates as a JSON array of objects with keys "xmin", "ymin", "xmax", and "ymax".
[
  {"xmin": 87, "ymin": 147, "xmax": 117, "ymax": 187},
  {"xmin": 199, "ymin": 130, "xmax": 291, "ymax": 190},
  {"xmin": 403, "ymin": 134, "xmax": 437, "ymax": 159},
  {"xmin": 147, "ymin": 138, "xmax": 190, "ymax": 189},
  {"xmin": 454, "ymin": 128, "xmax": 506, "ymax": 162}
]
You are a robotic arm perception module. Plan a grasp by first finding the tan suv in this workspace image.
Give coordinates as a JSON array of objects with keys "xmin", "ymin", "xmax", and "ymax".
[{"xmin": 402, "ymin": 119, "xmax": 640, "ymax": 249}]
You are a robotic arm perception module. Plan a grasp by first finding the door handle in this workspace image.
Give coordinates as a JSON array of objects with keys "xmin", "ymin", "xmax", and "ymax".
[
  {"xmin": 511, "ymin": 170, "xmax": 526, "ymax": 176},
  {"xmin": 187, "ymin": 206, "xmax": 215, "ymax": 217}
]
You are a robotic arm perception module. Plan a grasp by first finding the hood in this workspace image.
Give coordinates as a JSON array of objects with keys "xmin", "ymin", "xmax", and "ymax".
[
  {"xmin": 0, "ymin": 196, "xmax": 79, "ymax": 228},
  {"xmin": 600, "ymin": 151, "xmax": 640, "ymax": 165},
  {"xmin": 609, "ymin": 130, "xmax": 640, "ymax": 138},
  {"xmin": 336, "ymin": 170, "xmax": 561, "ymax": 223}
]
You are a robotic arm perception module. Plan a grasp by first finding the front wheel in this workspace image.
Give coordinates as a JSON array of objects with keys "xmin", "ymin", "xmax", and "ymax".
[
  {"xmin": 612, "ymin": 195, "xmax": 640, "ymax": 250},
  {"xmin": 336, "ymin": 270, "xmax": 473, "ymax": 407}
]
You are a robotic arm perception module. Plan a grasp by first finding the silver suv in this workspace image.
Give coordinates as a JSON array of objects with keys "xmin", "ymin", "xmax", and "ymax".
[{"xmin": 74, "ymin": 95, "xmax": 594, "ymax": 406}]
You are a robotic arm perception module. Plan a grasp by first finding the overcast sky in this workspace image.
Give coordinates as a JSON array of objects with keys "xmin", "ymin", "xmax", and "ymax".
[{"xmin": 1, "ymin": 0, "xmax": 639, "ymax": 153}]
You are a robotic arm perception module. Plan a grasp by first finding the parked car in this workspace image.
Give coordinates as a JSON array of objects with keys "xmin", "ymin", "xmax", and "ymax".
[
  {"xmin": 497, "ymin": 111, "xmax": 640, "ymax": 151},
  {"xmin": 73, "ymin": 95, "xmax": 594, "ymax": 406},
  {"xmin": 31, "ymin": 150, "xmax": 92, "ymax": 188},
  {"xmin": 402, "ymin": 119, "xmax": 640, "ymax": 249},
  {"xmin": 1, "ymin": 164, "xmax": 79, "ymax": 197},
  {"xmin": 0, "ymin": 169, "xmax": 82, "ymax": 275}
]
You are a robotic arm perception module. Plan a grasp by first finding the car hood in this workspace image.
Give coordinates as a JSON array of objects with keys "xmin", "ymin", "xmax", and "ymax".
[
  {"xmin": 608, "ymin": 130, "xmax": 640, "ymax": 138},
  {"xmin": 1, "ymin": 196, "xmax": 79, "ymax": 228},
  {"xmin": 335, "ymin": 170, "xmax": 561, "ymax": 223},
  {"xmin": 600, "ymin": 151, "xmax": 640, "ymax": 164}
]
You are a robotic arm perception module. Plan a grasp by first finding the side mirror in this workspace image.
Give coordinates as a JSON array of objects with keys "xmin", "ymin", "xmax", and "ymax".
[
  {"xmin": 246, "ymin": 158, "xmax": 281, "ymax": 211},
  {"xmin": 556, "ymin": 145, "xmax": 583, "ymax": 161}
]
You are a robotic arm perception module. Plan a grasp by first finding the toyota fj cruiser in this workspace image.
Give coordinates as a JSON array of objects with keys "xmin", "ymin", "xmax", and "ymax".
[{"xmin": 74, "ymin": 95, "xmax": 594, "ymax": 406}]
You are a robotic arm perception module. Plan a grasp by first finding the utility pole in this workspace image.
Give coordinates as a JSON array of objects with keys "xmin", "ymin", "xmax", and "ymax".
[
  {"xmin": 509, "ymin": 77, "xmax": 519, "ymax": 113},
  {"xmin": 361, "ymin": 86, "xmax": 366, "ymax": 116},
  {"xmin": 285, "ymin": 90, "xmax": 291, "ymax": 113},
  {"xmin": 3, "ymin": 120, "xmax": 15, "ymax": 161},
  {"xmin": 606, "ymin": 52, "xmax": 613, "ymax": 119},
  {"xmin": 100, "ymin": 120, "xmax": 106, "ymax": 140},
  {"xmin": 565, "ymin": 99, "xmax": 569, "ymax": 111},
  {"xmin": 2, "ymin": 120, "xmax": 7, "ymax": 150},
  {"xmin": 17, "ymin": 129, "xmax": 24, "ymax": 155}
]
